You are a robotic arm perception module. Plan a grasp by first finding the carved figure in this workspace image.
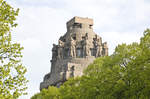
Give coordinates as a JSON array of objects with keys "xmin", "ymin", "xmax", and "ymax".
[
  {"xmin": 66, "ymin": 65, "xmax": 75, "ymax": 80},
  {"xmin": 70, "ymin": 37, "xmax": 76, "ymax": 57},
  {"xmin": 58, "ymin": 40, "xmax": 64, "ymax": 47},
  {"xmin": 102, "ymin": 42, "xmax": 108, "ymax": 56},
  {"xmin": 57, "ymin": 40, "xmax": 64, "ymax": 59},
  {"xmin": 83, "ymin": 33, "xmax": 91, "ymax": 56},
  {"xmin": 95, "ymin": 39, "xmax": 102, "ymax": 57}
]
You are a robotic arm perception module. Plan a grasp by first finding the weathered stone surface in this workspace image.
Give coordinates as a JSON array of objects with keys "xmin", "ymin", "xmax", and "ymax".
[{"xmin": 40, "ymin": 16, "xmax": 108, "ymax": 90}]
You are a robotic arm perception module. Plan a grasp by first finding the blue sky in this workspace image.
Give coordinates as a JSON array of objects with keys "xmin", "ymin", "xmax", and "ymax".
[{"xmin": 6, "ymin": 0, "xmax": 150, "ymax": 99}]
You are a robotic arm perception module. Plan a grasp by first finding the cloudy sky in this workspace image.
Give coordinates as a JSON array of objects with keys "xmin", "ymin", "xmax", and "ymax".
[{"xmin": 6, "ymin": 0, "xmax": 150, "ymax": 98}]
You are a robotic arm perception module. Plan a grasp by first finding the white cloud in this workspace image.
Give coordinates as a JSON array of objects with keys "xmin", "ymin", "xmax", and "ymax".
[
  {"xmin": 21, "ymin": 38, "xmax": 42, "ymax": 52},
  {"xmin": 100, "ymin": 31, "xmax": 143, "ymax": 54}
]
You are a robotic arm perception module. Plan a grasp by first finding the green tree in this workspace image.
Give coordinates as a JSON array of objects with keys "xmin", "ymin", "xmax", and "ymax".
[
  {"xmin": 80, "ymin": 29, "xmax": 150, "ymax": 99},
  {"xmin": 31, "ymin": 86, "xmax": 61, "ymax": 99},
  {"xmin": 0, "ymin": 0, "xmax": 28, "ymax": 99},
  {"xmin": 31, "ymin": 29, "xmax": 150, "ymax": 99}
]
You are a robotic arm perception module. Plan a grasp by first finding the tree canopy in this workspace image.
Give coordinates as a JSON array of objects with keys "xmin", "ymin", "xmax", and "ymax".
[
  {"xmin": 31, "ymin": 29, "xmax": 150, "ymax": 99},
  {"xmin": 0, "ymin": 0, "xmax": 28, "ymax": 98}
]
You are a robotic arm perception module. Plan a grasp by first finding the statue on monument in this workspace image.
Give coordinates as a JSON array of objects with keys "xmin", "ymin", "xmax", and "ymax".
[
  {"xmin": 70, "ymin": 37, "xmax": 76, "ymax": 57},
  {"xmin": 95, "ymin": 38, "xmax": 102, "ymax": 57},
  {"xmin": 83, "ymin": 33, "xmax": 91, "ymax": 57},
  {"xmin": 57, "ymin": 40, "xmax": 64, "ymax": 59},
  {"xmin": 102, "ymin": 42, "xmax": 108, "ymax": 56},
  {"xmin": 93, "ymin": 35, "xmax": 102, "ymax": 57}
]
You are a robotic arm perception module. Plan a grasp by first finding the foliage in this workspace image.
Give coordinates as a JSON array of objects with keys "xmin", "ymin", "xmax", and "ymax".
[
  {"xmin": 31, "ymin": 29, "xmax": 150, "ymax": 99},
  {"xmin": 0, "ymin": 0, "xmax": 28, "ymax": 98},
  {"xmin": 31, "ymin": 86, "xmax": 61, "ymax": 99}
]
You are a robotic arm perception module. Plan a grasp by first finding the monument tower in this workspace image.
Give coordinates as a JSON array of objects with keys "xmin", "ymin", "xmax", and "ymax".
[{"xmin": 40, "ymin": 16, "xmax": 108, "ymax": 90}]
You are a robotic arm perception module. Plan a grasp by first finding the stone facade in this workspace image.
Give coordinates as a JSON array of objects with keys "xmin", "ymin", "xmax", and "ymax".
[{"xmin": 40, "ymin": 16, "xmax": 108, "ymax": 90}]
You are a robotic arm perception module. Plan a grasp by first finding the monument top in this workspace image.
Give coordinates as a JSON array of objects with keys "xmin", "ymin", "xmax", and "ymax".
[{"xmin": 67, "ymin": 16, "xmax": 93, "ymax": 27}]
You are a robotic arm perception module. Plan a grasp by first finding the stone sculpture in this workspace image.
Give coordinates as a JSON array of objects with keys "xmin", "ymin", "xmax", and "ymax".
[
  {"xmin": 70, "ymin": 37, "xmax": 76, "ymax": 58},
  {"xmin": 57, "ymin": 40, "xmax": 64, "ymax": 59},
  {"xmin": 83, "ymin": 33, "xmax": 91, "ymax": 57}
]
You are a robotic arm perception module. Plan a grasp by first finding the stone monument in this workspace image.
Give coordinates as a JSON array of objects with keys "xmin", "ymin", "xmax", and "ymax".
[{"xmin": 40, "ymin": 16, "xmax": 108, "ymax": 90}]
